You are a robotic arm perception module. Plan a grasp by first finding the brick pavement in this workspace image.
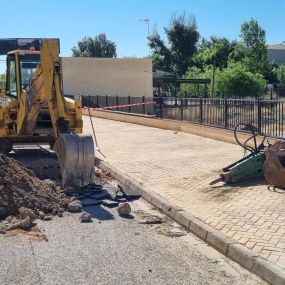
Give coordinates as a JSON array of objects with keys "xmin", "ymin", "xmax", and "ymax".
[{"xmin": 83, "ymin": 116, "xmax": 285, "ymax": 269}]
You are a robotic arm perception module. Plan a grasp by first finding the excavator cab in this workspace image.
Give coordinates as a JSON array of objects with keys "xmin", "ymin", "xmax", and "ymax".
[
  {"xmin": 6, "ymin": 51, "xmax": 40, "ymax": 97},
  {"xmin": 0, "ymin": 39, "xmax": 95, "ymax": 186}
]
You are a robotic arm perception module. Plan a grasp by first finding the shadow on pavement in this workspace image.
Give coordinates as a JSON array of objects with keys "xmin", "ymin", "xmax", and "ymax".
[
  {"xmin": 84, "ymin": 205, "xmax": 114, "ymax": 221},
  {"xmin": 8, "ymin": 147, "xmax": 56, "ymax": 165}
]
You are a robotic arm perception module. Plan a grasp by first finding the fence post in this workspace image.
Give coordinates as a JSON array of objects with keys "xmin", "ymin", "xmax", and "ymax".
[
  {"xmin": 96, "ymin": 94, "xmax": 99, "ymax": 106},
  {"xmin": 159, "ymin": 97, "xmax": 163, "ymax": 119},
  {"xmin": 199, "ymin": 98, "xmax": 203, "ymax": 123},
  {"xmin": 128, "ymin": 96, "xmax": 131, "ymax": 113},
  {"xmin": 116, "ymin": 95, "xmax": 119, "ymax": 111},
  {"xmin": 257, "ymin": 98, "xmax": 261, "ymax": 133},
  {"xmin": 105, "ymin": 95, "xmax": 108, "ymax": 107},
  {"xmin": 181, "ymin": 98, "xmax": 183, "ymax": 121},
  {"xmin": 142, "ymin": 96, "xmax": 145, "ymax": 115},
  {"xmin": 224, "ymin": 99, "xmax": 228, "ymax": 128}
]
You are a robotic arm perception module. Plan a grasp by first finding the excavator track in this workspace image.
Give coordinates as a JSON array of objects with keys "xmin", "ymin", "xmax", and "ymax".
[{"xmin": 54, "ymin": 133, "xmax": 95, "ymax": 187}]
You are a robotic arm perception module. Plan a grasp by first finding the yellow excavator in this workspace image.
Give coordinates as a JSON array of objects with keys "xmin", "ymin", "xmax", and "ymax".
[{"xmin": 0, "ymin": 38, "xmax": 94, "ymax": 186}]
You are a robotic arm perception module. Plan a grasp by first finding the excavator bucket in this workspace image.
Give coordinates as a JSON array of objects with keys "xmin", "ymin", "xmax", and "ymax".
[{"xmin": 54, "ymin": 133, "xmax": 95, "ymax": 187}]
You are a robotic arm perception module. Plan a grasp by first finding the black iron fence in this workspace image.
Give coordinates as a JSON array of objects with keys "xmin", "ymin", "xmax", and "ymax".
[
  {"xmin": 82, "ymin": 95, "xmax": 154, "ymax": 115},
  {"xmin": 82, "ymin": 95, "xmax": 285, "ymax": 139}
]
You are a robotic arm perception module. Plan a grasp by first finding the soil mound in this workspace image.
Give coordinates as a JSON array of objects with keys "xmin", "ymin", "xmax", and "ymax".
[{"xmin": 0, "ymin": 155, "xmax": 71, "ymax": 219}]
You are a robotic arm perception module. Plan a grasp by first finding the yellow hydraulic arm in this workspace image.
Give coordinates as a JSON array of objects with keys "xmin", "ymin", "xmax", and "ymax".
[{"xmin": 17, "ymin": 39, "xmax": 68, "ymax": 136}]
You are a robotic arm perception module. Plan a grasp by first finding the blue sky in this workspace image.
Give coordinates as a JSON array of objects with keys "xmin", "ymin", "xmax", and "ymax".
[{"xmin": 1, "ymin": 0, "xmax": 284, "ymax": 57}]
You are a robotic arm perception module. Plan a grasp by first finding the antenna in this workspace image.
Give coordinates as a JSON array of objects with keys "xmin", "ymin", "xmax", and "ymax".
[{"xmin": 139, "ymin": 17, "xmax": 150, "ymax": 56}]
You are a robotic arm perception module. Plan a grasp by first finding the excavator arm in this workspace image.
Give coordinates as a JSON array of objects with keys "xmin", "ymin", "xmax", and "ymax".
[
  {"xmin": 40, "ymin": 40, "xmax": 68, "ymax": 135},
  {"xmin": 17, "ymin": 40, "xmax": 67, "ymax": 136},
  {"xmin": 16, "ymin": 39, "xmax": 95, "ymax": 186}
]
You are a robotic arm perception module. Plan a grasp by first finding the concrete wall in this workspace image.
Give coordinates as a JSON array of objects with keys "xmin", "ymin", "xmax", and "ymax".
[
  {"xmin": 61, "ymin": 57, "xmax": 153, "ymax": 97},
  {"xmin": 267, "ymin": 49, "xmax": 285, "ymax": 65}
]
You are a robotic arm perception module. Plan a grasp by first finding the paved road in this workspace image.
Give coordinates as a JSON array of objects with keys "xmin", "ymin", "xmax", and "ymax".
[
  {"xmin": 83, "ymin": 116, "xmax": 285, "ymax": 268},
  {"xmin": 0, "ymin": 194, "xmax": 265, "ymax": 285},
  {"xmin": 0, "ymin": 149, "xmax": 265, "ymax": 285}
]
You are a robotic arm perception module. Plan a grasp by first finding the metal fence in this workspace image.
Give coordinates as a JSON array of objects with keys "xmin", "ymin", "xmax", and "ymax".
[
  {"xmin": 82, "ymin": 95, "xmax": 285, "ymax": 139},
  {"xmin": 82, "ymin": 95, "xmax": 154, "ymax": 115}
]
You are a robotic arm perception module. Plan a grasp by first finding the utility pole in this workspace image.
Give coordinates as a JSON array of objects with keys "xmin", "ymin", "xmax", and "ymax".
[{"xmin": 139, "ymin": 17, "xmax": 150, "ymax": 56}]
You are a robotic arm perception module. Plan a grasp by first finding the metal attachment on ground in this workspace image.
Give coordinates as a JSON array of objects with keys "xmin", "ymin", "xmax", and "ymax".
[
  {"xmin": 210, "ymin": 123, "xmax": 266, "ymax": 185},
  {"xmin": 54, "ymin": 133, "xmax": 95, "ymax": 187},
  {"xmin": 233, "ymin": 123, "xmax": 266, "ymax": 156}
]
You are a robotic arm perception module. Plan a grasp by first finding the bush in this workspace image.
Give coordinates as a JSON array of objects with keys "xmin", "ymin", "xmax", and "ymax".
[
  {"xmin": 276, "ymin": 65, "xmax": 285, "ymax": 84},
  {"xmin": 215, "ymin": 63, "xmax": 266, "ymax": 98}
]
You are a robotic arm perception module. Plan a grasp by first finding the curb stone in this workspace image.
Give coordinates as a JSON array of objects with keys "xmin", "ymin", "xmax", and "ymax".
[
  {"xmin": 228, "ymin": 244, "xmax": 257, "ymax": 271},
  {"xmin": 95, "ymin": 158, "xmax": 285, "ymax": 285}
]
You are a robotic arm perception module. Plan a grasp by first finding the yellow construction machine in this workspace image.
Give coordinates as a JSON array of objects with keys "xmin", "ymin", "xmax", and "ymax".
[{"xmin": 0, "ymin": 38, "xmax": 94, "ymax": 186}]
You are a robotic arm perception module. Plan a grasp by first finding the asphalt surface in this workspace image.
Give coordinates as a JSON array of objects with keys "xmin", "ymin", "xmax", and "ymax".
[{"xmin": 0, "ymin": 147, "xmax": 267, "ymax": 285}]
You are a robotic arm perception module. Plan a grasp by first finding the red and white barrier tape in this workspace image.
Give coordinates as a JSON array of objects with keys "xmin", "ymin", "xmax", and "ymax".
[{"xmin": 84, "ymin": 101, "xmax": 154, "ymax": 111}]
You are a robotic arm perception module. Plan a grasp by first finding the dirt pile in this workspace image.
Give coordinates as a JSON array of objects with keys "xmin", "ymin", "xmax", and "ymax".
[{"xmin": 0, "ymin": 154, "xmax": 71, "ymax": 220}]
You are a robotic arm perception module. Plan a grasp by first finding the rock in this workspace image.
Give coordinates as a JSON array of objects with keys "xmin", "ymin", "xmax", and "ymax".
[
  {"xmin": 6, "ymin": 216, "xmax": 31, "ymax": 231},
  {"xmin": 18, "ymin": 216, "xmax": 31, "ymax": 229},
  {"xmin": 5, "ymin": 216, "xmax": 15, "ymax": 223},
  {"xmin": 79, "ymin": 212, "xmax": 92, "ymax": 223},
  {"xmin": 51, "ymin": 209, "xmax": 58, "ymax": 215},
  {"xmin": 57, "ymin": 211, "xmax": 63, "ymax": 218},
  {"xmin": 31, "ymin": 226, "xmax": 41, "ymax": 233},
  {"xmin": 0, "ymin": 196, "xmax": 7, "ymax": 206},
  {"xmin": 38, "ymin": 211, "xmax": 45, "ymax": 220},
  {"xmin": 19, "ymin": 207, "xmax": 36, "ymax": 222},
  {"xmin": 44, "ymin": 215, "xmax": 53, "ymax": 221},
  {"xmin": 68, "ymin": 200, "xmax": 82, "ymax": 212},
  {"xmin": 117, "ymin": 203, "xmax": 131, "ymax": 216}
]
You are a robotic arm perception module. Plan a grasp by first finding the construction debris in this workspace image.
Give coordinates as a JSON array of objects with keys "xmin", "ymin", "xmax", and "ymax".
[
  {"xmin": 0, "ymin": 154, "xmax": 140, "ymax": 235},
  {"xmin": 117, "ymin": 202, "xmax": 131, "ymax": 215},
  {"xmin": 135, "ymin": 210, "xmax": 186, "ymax": 237},
  {"xmin": 65, "ymin": 183, "xmax": 140, "ymax": 208},
  {"xmin": 264, "ymin": 141, "xmax": 285, "ymax": 188},
  {"xmin": 44, "ymin": 215, "xmax": 53, "ymax": 221},
  {"xmin": 19, "ymin": 207, "xmax": 36, "ymax": 222},
  {"xmin": 157, "ymin": 227, "xmax": 186, "ymax": 237},
  {"xmin": 68, "ymin": 200, "xmax": 83, "ymax": 212},
  {"xmin": 0, "ymin": 155, "xmax": 71, "ymax": 222},
  {"xmin": 79, "ymin": 212, "xmax": 92, "ymax": 223}
]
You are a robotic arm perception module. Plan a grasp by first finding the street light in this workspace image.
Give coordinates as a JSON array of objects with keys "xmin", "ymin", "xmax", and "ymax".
[{"xmin": 139, "ymin": 17, "xmax": 150, "ymax": 56}]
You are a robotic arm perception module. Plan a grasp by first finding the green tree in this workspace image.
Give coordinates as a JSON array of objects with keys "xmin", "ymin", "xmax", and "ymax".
[
  {"xmin": 149, "ymin": 13, "xmax": 199, "ymax": 75},
  {"xmin": 239, "ymin": 19, "xmax": 268, "ymax": 75},
  {"xmin": 194, "ymin": 37, "xmax": 236, "ymax": 69},
  {"xmin": 215, "ymin": 63, "xmax": 266, "ymax": 98},
  {"xmin": 72, "ymin": 34, "xmax": 117, "ymax": 58},
  {"xmin": 148, "ymin": 32, "xmax": 172, "ymax": 72}
]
